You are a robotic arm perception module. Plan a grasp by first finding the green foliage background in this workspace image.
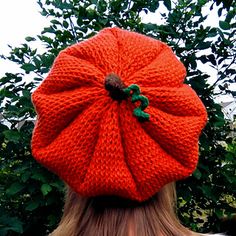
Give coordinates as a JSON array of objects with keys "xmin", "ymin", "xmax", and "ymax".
[{"xmin": 0, "ymin": 0, "xmax": 235, "ymax": 235}]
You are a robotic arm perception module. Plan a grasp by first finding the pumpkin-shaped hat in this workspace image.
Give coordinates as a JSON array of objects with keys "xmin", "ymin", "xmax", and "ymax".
[{"xmin": 31, "ymin": 27, "xmax": 207, "ymax": 202}]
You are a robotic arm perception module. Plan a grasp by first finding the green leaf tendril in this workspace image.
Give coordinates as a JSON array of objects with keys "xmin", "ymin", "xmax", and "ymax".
[{"xmin": 123, "ymin": 84, "xmax": 150, "ymax": 122}]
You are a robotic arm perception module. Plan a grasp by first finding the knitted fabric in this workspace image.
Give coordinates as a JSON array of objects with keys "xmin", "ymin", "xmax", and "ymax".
[{"xmin": 31, "ymin": 27, "xmax": 207, "ymax": 202}]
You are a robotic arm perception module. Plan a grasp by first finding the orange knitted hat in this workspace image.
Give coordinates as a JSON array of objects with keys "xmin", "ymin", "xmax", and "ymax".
[{"xmin": 31, "ymin": 27, "xmax": 207, "ymax": 202}]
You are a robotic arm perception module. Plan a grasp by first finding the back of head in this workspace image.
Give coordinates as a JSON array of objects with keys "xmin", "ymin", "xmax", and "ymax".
[{"xmin": 50, "ymin": 183, "xmax": 200, "ymax": 236}]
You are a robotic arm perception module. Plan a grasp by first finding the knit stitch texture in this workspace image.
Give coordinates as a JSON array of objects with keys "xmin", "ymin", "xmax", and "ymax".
[{"xmin": 31, "ymin": 27, "xmax": 207, "ymax": 202}]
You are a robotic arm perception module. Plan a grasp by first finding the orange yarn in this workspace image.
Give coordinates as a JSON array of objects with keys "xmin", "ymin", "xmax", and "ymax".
[{"xmin": 31, "ymin": 27, "xmax": 207, "ymax": 202}]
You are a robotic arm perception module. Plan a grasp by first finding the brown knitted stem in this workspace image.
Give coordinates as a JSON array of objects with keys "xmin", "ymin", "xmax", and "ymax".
[{"xmin": 105, "ymin": 73, "xmax": 128, "ymax": 101}]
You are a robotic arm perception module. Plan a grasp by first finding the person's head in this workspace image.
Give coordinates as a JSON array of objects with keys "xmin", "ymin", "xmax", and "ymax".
[
  {"xmin": 50, "ymin": 183, "xmax": 201, "ymax": 236},
  {"xmin": 31, "ymin": 27, "xmax": 208, "ymax": 235}
]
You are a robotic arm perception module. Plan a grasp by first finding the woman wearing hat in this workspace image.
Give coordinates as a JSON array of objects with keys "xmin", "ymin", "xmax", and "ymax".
[{"xmin": 31, "ymin": 28, "xmax": 226, "ymax": 236}]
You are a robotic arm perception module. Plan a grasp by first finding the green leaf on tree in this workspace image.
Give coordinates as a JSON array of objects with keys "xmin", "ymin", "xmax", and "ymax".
[
  {"xmin": 219, "ymin": 20, "xmax": 230, "ymax": 30},
  {"xmin": 25, "ymin": 201, "xmax": 40, "ymax": 211},
  {"xmin": 3, "ymin": 130, "xmax": 21, "ymax": 143},
  {"xmin": 193, "ymin": 169, "xmax": 202, "ymax": 180},
  {"xmin": 163, "ymin": 0, "xmax": 172, "ymax": 10},
  {"xmin": 21, "ymin": 63, "xmax": 36, "ymax": 72},
  {"xmin": 41, "ymin": 183, "xmax": 52, "ymax": 196},
  {"xmin": 25, "ymin": 36, "xmax": 36, "ymax": 42},
  {"xmin": 6, "ymin": 182, "xmax": 24, "ymax": 195}
]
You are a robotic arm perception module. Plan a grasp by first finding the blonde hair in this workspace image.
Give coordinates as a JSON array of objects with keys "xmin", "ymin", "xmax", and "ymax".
[{"xmin": 49, "ymin": 183, "xmax": 218, "ymax": 236}]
